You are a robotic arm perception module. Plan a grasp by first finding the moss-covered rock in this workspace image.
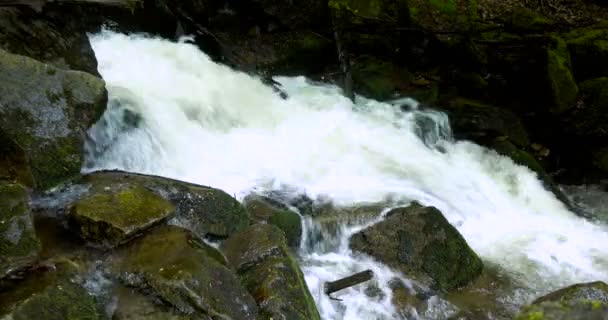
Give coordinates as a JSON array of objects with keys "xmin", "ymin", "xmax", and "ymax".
[
  {"xmin": 0, "ymin": 49, "xmax": 107, "ymax": 190},
  {"xmin": 565, "ymin": 23, "xmax": 608, "ymax": 81},
  {"xmin": 70, "ymin": 184, "xmax": 175, "ymax": 247},
  {"xmin": 350, "ymin": 203, "xmax": 483, "ymax": 291},
  {"xmin": 546, "ymin": 37, "xmax": 579, "ymax": 114},
  {"xmin": 407, "ymin": 0, "xmax": 477, "ymax": 32},
  {"xmin": 244, "ymin": 195, "xmax": 302, "ymax": 248},
  {"xmin": 516, "ymin": 281, "xmax": 608, "ymax": 320},
  {"xmin": 222, "ymin": 224, "xmax": 320, "ymax": 320},
  {"xmin": 0, "ymin": 130, "xmax": 34, "ymax": 187},
  {"xmin": 112, "ymin": 285, "xmax": 189, "ymax": 320},
  {"xmin": 0, "ymin": 259, "xmax": 102, "ymax": 320},
  {"xmin": 445, "ymin": 98, "xmax": 530, "ymax": 147},
  {"xmin": 0, "ymin": 182, "xmax": 40, "ymax": 279},
  {"xmin": 83, "ymin": 171, "xmax": 249, "ymax": 239},
  {"xmin": 506, "ymin": 7, "xmax": 554, "ymax": 32},
  {"xmin": 111, "ymin": 225, "xmax": 258, "ymax": 319}
]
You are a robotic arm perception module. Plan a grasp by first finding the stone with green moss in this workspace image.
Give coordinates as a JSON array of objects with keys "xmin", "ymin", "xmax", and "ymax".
[
  {"xmin": 70, "ymin": 184, "xmax": 175, "ymax": 247},
  {"xmin": 82, "ymin": 171, "xmax": 250, "ymax": 239},
  {"xmin": 0, "ymin": 49, "xmax": 107, "ymax": 190},
  {"xmin": 111, "ymin": 225, "xmax": 258, "ymax": 319},
  {"xmin": 407, "ymin": 0, "xmax": 477, "ymax": 32},
  {"xmin": 0, "ymin": 182, "xmax": 40, "ymax": 279},
  {"xmin": 244, "ymin": 195, "xmax": 302, "ymax": 248},
  {"xmin": 0, "ymin": 130, "xmax": 34, "ymax": 187},
  {"xmin": 516, "ymin": 281, "xmax": 608, "ymax": 320},
  {"xmin": 350, "ymin": 203, "xmax": 483, "ymax": 291},
  {"xmin": 565, "ymin": 23, "xmax": 608, "ymax": 81},
  {"xmin": 222, "ymin": 224, "xmax": 320, "ymax": 320},
  {"xmin": 0, "ymin": 258, "xmax": 102, "ymax": 320},
  {"xmin": 546, "ymin": 37, "xmax": 578, "ymax": 114},
  {"xmin": 507, "ymin": 7, "xmax": 554, "ymax": 32},
  {"xmin": 112, "ymin": 285, "xmax": 190, "ymax": 320}
]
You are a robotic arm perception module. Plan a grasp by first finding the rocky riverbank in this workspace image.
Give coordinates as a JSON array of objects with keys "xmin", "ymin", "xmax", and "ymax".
[{"xmin": 1, "ymin": 0, "xmax": 608, "ymax": 319}]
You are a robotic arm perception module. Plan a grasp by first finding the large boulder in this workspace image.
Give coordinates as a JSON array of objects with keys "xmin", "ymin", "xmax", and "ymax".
[
  {"xmin": 0, "ymin": 182, "xmax": 41, "ymax": 279},
  {"xmin": 70, "ymin": 183, "xmax": 175, "ymax": 247},
  {"xmin": 244, "ymin": 194, "xmax": 302, "ymax": 248},
  {"xmin": 0, "ymin": 49, "xmax": 107, "ymax": 190},
  {"xmin": 110, "ymin": 225, "xmax": 258, "ymax": 319},
  {"xmin": 516, "ymin": 281, "xmax": 608, "ymax": 320},
  {"xmin": 445, "ymin": 98, "xmax": 530, "ymax": 147},
  {"xmin": 350, "ymin": 203, "xmax": 483, "ymax": 291},
  {"xmin": 222, "ymin": 224, "xmax": 320, "ymax": 320},
  {"xmin": 82, "ymin": 171, "xmax": 250, "ymax": 239},
  {"xmin": 0, "ymin": 1, "xmax": 178, "ymax": 76}
]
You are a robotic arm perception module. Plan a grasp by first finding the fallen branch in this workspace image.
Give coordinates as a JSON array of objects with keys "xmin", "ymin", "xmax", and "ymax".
[{"xmin": 324, "ymin": 270, "xmax": 373, "ymax": 295}]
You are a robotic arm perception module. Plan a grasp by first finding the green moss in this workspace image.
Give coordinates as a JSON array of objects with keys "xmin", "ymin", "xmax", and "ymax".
[
  {"xmin": 71, "ymin": 185, "xmax": 175, "ymax": 246},
  {"xmin": 114, "ymin": 226, "xmax": 257, "ymax": 319},
  {"xmin": 565, "ymin": 24, "xmax": 608, "ymax": 81},
  {"xmin": 421, "ymin": 208, "xmax": 483, "ymax": 290},
  {"xmin": 546, "ymin": 37, "xmax": 578, "ymax": 114},
  {"xmin": 429, "ymin": 0, "xmax": 456, "ymax": 15},
  {"xmin": 9, "ymin": 281, "xmax": 102, "ymax": 320},
  {"xmin": 0, "ymin": 182, "xmax": 40, "ymax": 277},
  {"xmin": 509, "ymin": 8, "xmax": 553, "ymax": 31},
  {"xmin": 516, "ymin": 311, "xmax": 544, "ymax": 320},
  {"xmin": 222, "ymin": 224, "xmax": 320, "ymax": 320},
  {"xmin": 83, "ymin": 171, "xmax": 250, "ymax": 239}
]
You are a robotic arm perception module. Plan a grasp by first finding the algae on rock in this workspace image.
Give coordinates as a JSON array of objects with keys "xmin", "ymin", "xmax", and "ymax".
[
  {"xmin": 111, "ymin": 225, "xmax": 258, "ymax": 320},
  {"xmin": 0, "ymin": 49, "xmax": 107, "ymax": 190},
  {"xmin": 222, "ymin": 224, "xmax": 320, "ymax": 320},
  {"xmin": 0, "ymin": 182, "xmax": 40, "ymax": 279},
  {"xmin": 516, "ymin": 281, "xmax": 608, "ymax": 320},
  {"xmin": 70, "ymin": 184, "xmax": 175, "ymax": 247},
  {"xmin": 82, "ymin": 171, "xmax": 249, "ymax": 239},
  {"xmin": 244, "ymin": 195, "xmax": 303, "ymax": 248}
]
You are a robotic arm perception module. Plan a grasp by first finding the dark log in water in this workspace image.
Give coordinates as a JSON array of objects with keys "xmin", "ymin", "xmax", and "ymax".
[{"xmin": 324, "ymin": 270, "xmax": 374, "ymax": 295}]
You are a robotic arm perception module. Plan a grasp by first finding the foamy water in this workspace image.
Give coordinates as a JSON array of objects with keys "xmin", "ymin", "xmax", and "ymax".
[{"xmin": 87, "ymin": 30, "xmax": 608, "ymax": 319}]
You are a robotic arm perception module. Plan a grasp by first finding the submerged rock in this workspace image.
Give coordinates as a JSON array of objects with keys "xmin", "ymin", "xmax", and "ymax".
[
  {"xmin": 516, "ymin": 281, "xmax": 608, "ymax": 320},
  {"xmin": 111, "ymin": 225, "xmax": 258, "ymax": 319},
  {"xmin": 0, "ymin": 182, "xmax": 41, "ymax": 279},
  {"xmin": 244, "ymin": 194, "xmax": 302, "ymax": 248},
  {"xmin": 0, "ymin": 49, "xmax": 107, "ymax": 190},
  {"xmin": 70, "ymin": 184, "xmax": 175, "ymax": 247},
  {"xmin": 222, "ymin": 224, "xmax": 320, "ymax": 320},
  {"xmin": 350, "ymin": 203, "xmax": 483, "ymax": 291},
  {"xmin": 82, "ymin": 171, "xmax": 249, "ymax": 239}
]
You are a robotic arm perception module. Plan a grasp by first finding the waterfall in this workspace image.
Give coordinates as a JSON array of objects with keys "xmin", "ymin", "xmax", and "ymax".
[{"xmin": 86, "ymin": 30, "xmax": 608, "ymax": 319}]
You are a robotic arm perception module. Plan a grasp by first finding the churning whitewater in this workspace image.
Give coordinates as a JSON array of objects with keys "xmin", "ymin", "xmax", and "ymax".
[{"xmin": 87, "ymin": 31, "xmax": 608, "ymax": 319}]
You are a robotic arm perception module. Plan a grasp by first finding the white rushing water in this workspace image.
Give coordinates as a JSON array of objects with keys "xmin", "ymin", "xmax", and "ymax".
[{"xmin": 87, "ymin": 30, "xmax": 608, "ymax": 319}]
